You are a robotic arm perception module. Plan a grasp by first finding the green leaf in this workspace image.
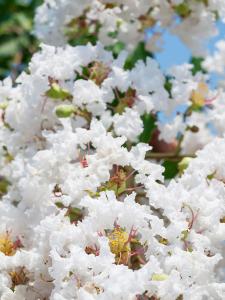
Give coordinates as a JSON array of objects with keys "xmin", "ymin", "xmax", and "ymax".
[
  {"xmin": 163, "ymin": 160, "xmax": 179, "ymax": 179},
  {"xmin": 139, "ymin": 114, "xmax": 156, "ymax": 143},
  {"xmin": 15, "ymin": 13, "xmax": 32, "ymax": 30},
  {"xmin": 0, "ymin": 39, "xmax": 18, "ymax": 57},
  {"xmin": 105, "ymin": 41, "xmax": 125, "ymax": 57},
  {"xmin": 124, "ymin": 42, "xmax": 152, "ymax": 70},
  {"xmin": 107, "ymin": 30, "xmax": 118, "ymax": 38},
  {"xmin": 164, "ymin": 76, "xmax": 173, "ymax": 98},
  {"xmin": 190, "ymin": 57, "xmax": 206, "ymax": 75}
]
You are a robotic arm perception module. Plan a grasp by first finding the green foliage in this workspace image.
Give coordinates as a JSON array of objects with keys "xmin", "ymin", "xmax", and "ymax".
[
  {"xmin": 139, "ymin": 114, "xmax": 156, "ymax": 143},
  {"xmin": 0, "ymin": 0, "xmax": 42, "ymax": 79},
  {"xmin": 164, "ymin": 76, "xmax": 173, "ymax": 98},
  {"xmin": 163, "ymin": 160, "xmax": 179, "ymax": 179},
  {"xmin": 124, "ymin": 42, "xmax": 153, "ymax": 70},
  {"xmin": 190, "ymin": 57, "xmax": 206, "ymax": 75},
  {"xmin": 105, "ymin": 41, "xmax": 125, "ymax": 58}
]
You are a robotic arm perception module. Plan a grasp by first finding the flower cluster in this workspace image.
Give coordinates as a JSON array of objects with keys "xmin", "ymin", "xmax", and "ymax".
[
  {"xmin": 0, "ymin": 40, "xmax": 224, "ymax": 299},
  {"xmin": 34, "ymin": 0, "xmax": 225, "ymax": 55},
  {"xmin": 0, "ymin": 0, "xmax": 225, "ymax": 299},
  {"xmin": 1, "ymin": 42, "xmax": 224, "ymax": 155}
]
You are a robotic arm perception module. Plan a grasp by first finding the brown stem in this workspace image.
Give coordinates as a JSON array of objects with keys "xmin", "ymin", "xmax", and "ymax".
[{"xmin": 145, "ymin": 152, "xmax": 196, "ymax": 161}]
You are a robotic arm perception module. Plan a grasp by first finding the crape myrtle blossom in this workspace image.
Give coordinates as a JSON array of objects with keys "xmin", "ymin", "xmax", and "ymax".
[
  {"xmin": 0, "ymin": 42, "xmax": 221, "ymax": 153},
  {"xmin": 0, "ymin": 41, "xmax": 225, "ymax": 299},
  {"xmin": 0, "ymin": 115, "xmax": 225, "ymax": 298},
  {"xmin": 34, "ymin": 0, "xmax": 224, "ymax": 55},
  {"xmin": 204, "ymin": 40, "xmax": 225, "ymax": 75},
  {"xmin": 1, "ymin": 2, "xmax": 225, "ymax": 298}
]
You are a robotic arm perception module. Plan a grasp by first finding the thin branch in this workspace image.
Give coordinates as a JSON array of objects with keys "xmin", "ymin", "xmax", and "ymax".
[{"xmin": 145, "ymin": 152, "xmax": 196, "ymax": 161}]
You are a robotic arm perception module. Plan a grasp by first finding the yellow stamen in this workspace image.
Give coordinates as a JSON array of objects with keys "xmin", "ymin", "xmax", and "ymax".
[
  {"xmin": 108, "ymin": 227, "xmax": 130, "ymax": 256},
  {"xmin": 191, "ymin": 82, "xmax": 208, "ymax": 107},
  {"xmin": 0, "ymin": 233, "xmax": 16, "ymax": 256}
]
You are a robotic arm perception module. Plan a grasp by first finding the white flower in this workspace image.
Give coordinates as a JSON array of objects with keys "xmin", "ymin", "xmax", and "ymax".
[
  {"xmin": 157, "ymin": 115, "xmax": 186, "ymax": 144},
  {"xmin": 113, "ymin": 108, "xmax": 143, "ymax": 142},
  {"xmin": 1, "ymin": 4, "xmax": 225, "ymax": 298},
  {"xmin": 73, "ymin": 80, "xmax": 106, "ymax": 115}
]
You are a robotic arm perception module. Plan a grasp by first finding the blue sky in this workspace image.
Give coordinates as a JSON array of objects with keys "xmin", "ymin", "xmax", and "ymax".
[{"xmin": 155, "ymin": 21, "xmax": 225, "ymax": 86}]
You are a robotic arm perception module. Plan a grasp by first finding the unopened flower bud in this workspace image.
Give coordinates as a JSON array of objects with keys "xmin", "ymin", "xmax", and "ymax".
[
  {"xmin": 178, "ymin": 157, "xmax": 193, "ymax": 174},
  {"xmin": 151, "ymin": 273, "xmax": 168, "ymax": 281},
  {"xmin": 55, "ymin": 105, "xmax": 75, "ymax": 118},
  {"xmin": 46, "ymin": 83, "xmax": 73, "ymax": 101}
]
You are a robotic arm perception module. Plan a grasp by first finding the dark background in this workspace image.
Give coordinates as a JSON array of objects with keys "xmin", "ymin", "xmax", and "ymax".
[{"xmin": 0, "ymin": 0, "xmax": 42, "ymax": 80}]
